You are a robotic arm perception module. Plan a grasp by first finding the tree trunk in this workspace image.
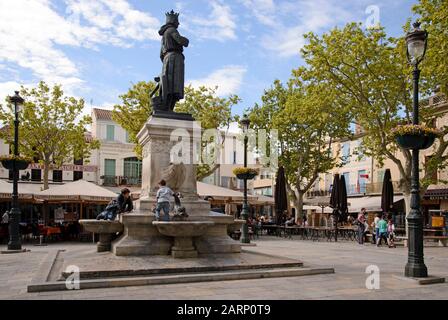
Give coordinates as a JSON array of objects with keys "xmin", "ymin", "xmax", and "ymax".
[
  {"xmin": 296, "ymin": 191, "xmax": 304, "ymax": 222},
  {"xmin": 43, "ymin": 162, "xmax": 50, "ymax": 190}
]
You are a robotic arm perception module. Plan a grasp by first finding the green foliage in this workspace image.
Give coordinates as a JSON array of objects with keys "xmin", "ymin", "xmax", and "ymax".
[
  {"xmin": 391, "ymin": 124, "xmax": 440, "ymax": 137},
  {"xmin": 0, "ymin": 155, "xmax": 33, "ymax": 162},
  {"xmin": 413, "ymin": 0, "xmax": 448, "ymax": 94},
  {"xmin": 248, "ymin": 78, "xmax": 351, "ymax": 213},
  {"xmin": 232, "ymin": 167, "xmax": 259, "ymax": 176},
  {"xmin": 299, "ymin": 19, "xmax": 448, "ymax": 193},
  {"xmin": 112, "ymin": 82, "xmax": 240, "ymax": 180},
  {"xmin": 0, "ymin": 81, "xmax": 100, "ymax": 190}
]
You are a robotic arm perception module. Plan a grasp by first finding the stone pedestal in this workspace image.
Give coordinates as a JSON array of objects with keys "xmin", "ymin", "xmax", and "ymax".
[
  {"xmin": 137, "ymin": 116, "xmax": 208, "ymax": 215},
  {"xmin": 98, "ymin": 234, "xmax": 112, "ymax": 252},
  {"xmin": 172, "ymin": 237, "xmax": 198, "ymax": 258},
  {"xmin": 79, "ymin": 220, "xmax": 123, "ymax": 253},
  {"xmin": 112, "ymin": 213, "xmax": 171, "ymax": 256},
  {"xmin": 108, "ymin": 115, "xmax": 241, "ymax": 256}
]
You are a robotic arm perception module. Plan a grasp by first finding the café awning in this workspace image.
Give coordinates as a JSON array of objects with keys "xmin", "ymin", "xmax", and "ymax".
[
  {"xmin": 197, "ymin": 181, "xmax": 257, "ymax": 202},
  {"xmin": 346, "ymin": 195, "xmax": 404, "ymax": 213},
  {"xmin": 0, "ymin": 180, "xmax": 43, "ymax": 200},
  {"xmin": 36, "ymin": 180, "xmax": 118, "ymax": 202}
]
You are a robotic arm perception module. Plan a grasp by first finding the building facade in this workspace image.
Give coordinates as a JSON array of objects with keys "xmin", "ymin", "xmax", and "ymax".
[
  {"xmin": 90, "ymin": 108, "xmax": 141, "ymax": 188},
  {"xmin": 0, "ymin": 128, "xmax": 98, "ymax": 184},
  {"xmin": 304, "ymin": 93, "xmax": 448, "ymax": 225}
]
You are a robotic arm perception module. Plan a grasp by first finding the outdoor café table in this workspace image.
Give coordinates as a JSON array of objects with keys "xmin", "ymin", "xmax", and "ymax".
[
  {"xmin": 423, "ymin": 228, "xmax": 442, "ymax": 237},
  {"xmin": 285, "ymin": 225, "xmax": 302, "ymax": 239},
  {"xmin": 262, "ymin": 224, "xmax": 280, "ymax": 237},
  {"xmin": 338, "ymin": 226, "xmax": 356, "ymax": 241},
  {"xmin": 45, "ymin": 227, "xmax": 62, "ymax": 241}
]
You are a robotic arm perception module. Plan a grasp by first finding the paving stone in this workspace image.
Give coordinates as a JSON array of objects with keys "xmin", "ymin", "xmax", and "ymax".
[{"xmin": 1, "ymin": 239, "xmax": 448, "ymax": 299}]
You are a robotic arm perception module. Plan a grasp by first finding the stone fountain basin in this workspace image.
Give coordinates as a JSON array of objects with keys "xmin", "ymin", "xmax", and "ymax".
[
  {"xmin": 152, "ymin": 221, "xmax": 214, "ymax": 237},
  {"xmin": 80, "ymin": 220, "xmax": 123, "ymax": 234},
  {"xmin": 228, "ymin": 219, "xmax": 246, "ymax": 233}
]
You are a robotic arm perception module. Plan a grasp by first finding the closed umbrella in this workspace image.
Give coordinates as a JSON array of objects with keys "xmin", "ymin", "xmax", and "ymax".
[
  {"xmin": 381, "ymin": 169, "xmax": 394, "ymax": 217},
  {"xmin": 274, "ymin": 166, "xmax": 288, "ymax": 225},
  {"xmin": 338, "ymin": 175, "xmax": 349, "ymax": 223},
  {"xmin": 329, "ymin": 174, "xmax": 340, "ymax": 210},
  {"xmin": 329, "ymin": 174, "xmax": 340, "ymax": 241}
]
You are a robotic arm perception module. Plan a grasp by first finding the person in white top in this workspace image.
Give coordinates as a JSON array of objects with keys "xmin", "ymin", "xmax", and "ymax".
[
  {"xmin": 155, "ymin": 179, "xmax": 174, "ymax": 221},
  {"xmin": 2, "ymin": 211, "xmax": 9, "ymax": 224}
]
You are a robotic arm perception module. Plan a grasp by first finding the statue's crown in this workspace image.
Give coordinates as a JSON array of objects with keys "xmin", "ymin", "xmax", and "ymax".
[{"xmin": 166, "ymin": 10, "xmax": 179, "ymax": 24}]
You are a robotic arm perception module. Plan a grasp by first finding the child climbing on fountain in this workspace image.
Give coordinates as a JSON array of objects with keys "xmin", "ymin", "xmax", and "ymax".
[{"xmin": 155, "ymin": 179, "xmax": 174, "ymax": 221}]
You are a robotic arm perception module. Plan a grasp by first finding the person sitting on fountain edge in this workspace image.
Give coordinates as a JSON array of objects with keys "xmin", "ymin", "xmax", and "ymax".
[
  {"xmin": 155, "ymin": 179, "xmax": 174, "ymax": 221},
  {"xmin": 117, "ymin": 188, "xmax": 133, "ymax": 216}
]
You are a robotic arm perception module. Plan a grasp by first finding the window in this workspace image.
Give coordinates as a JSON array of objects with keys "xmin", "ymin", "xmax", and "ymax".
[
  {"xmin": 104, "ymin": 159, "xmax": 116, "ymax": 177},
  {"xmin": 356, "ymin": 140, "xmax": 365, "ymax": 161},
  {"xmin": 125, "ymin": 131, "xmax": 131, "ymax": 143},
  {"xmin": 343, "ymin": 172, "xmax": 350, "ymax": 192},
  {"xmin": 73, "ymin": 171, "xmax": 83, "ymax": 181},
  {"xmin": 220, "ymin": 176, "xmax": 230, "ymax": 188},
  {"xmin": 74, "ymin": 158, "xmax": 83, "ymax": 165},
  {"xmin": 31, "ymin": 169, "xmax": 42, "ymax": 182},
  {"xmin": 342, "ymin": 142, "xmax": 350, "ymax": 164},
  {"xmin": 53, "ymin": 170, "xmax": 62, "ymax": 182},
  {"xmin": 377, "ymin": 169, "xmax": 385, "ymax": 184},
  {"xmin": 106, "ymin": 125, "xmax": 115, "ymax": 141},
  {"xmin": 358, "ymin": 170, "xmax": 367, "ymax": 193},
  {"xmin": 123, "ymin": 157, "xmax": 142, "ymax": 185}
]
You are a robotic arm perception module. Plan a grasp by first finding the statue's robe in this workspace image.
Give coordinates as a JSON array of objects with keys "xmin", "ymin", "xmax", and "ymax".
[{"xmin": 159, "ymin": 24, "xmax": 189, "ymax": 105}]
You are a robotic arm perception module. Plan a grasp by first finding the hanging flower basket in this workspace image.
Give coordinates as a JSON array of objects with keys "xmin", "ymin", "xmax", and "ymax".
[
  {"xmin": 233, "ymin": 167, "xmax": 259, "ymax": 180},
  {"xmin": 391, "ymin": 125, "xmax": 439, "ymax": 150},
  {"xmin": 0, "ymin": 155, "xmax": 31, "ymax": 171}
]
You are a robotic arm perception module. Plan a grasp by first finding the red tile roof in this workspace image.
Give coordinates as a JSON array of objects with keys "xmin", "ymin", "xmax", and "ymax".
[{"xmin": 92, "ymin": 108, "xmax": 113, "ymax": 121}]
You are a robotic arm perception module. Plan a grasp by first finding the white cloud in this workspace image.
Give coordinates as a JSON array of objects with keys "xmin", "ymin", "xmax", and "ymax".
[
  {"xmin": 0, "ymin": 81, "xmax": 34, "ymax": 107},
  {"xmin": 188, "ymin": 1, "xmax": 237, "ymax": 41},
  {"xmin": 188, "ymin": 65, "xmax": 247, "ymax": 96},
  {"xmin": 242, "ymin": 0, "xmax": 354, "ymax": 57},
  {"xmin": 239, "ymin": 0, "xmax": 276, "ymax": 27},
  {"xmin": 0, "ymin": 0, "xmax": 160, "ymax": 95},
  {"xmin": 65, "ymin": 0, "xmax": 160, "ymax": 45}
]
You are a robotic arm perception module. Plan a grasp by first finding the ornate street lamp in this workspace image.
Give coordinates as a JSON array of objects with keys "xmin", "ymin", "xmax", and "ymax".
[
  {"xmin": 7, "ymin": 91, "xmax": 25, "ymax": 251},
  {"xmin": 240, "ymin": 114, "xmax": 251, "ymax": 244},
  {"xmin": 404, "ymin": 21, "xmax": 428, "ymax": 278}
]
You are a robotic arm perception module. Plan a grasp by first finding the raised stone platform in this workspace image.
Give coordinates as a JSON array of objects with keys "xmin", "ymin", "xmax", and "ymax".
[{"xmin": 26, "ymin": 246, "xmax": 335, "ymax": 292}]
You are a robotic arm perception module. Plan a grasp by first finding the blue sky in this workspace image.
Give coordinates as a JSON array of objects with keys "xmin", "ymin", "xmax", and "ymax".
[{"xmin": 0, "ymin": 0, "xmax": 419, "ymax": 117}]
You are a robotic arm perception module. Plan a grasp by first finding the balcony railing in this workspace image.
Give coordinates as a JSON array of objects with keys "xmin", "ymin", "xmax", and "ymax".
[
  {"xmin": 101, "ymin": 176, "xmax": 141, "ymax": 187},
  {"xmin": 306, "ymin": 181, "xmax": 402, "ymax": 198},
  {"xmin": 365, "ymin": 181, "xmax": 401, "ymax": 194}
]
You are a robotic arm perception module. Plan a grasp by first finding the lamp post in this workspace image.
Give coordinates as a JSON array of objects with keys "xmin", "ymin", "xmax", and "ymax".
[
  {"xmin": 8, "ymin": 91, "xmax": 24, "ymax": 251},
  {"xmin": 404, "ymin": 22, "xmax": 428, "ymax": 278},
  {"xmin": 240, "ymin": 114, "xmax": 251, "ymax": 244}
]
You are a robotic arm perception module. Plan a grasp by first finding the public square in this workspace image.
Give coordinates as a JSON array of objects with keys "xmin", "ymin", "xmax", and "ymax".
[
  {"xmin": 1, "ymin": 0, "xmax": 448, "ymax": 303},
  {"xmin": 1, "ymin": 237, "xmax": 448, "ymax": 300}
]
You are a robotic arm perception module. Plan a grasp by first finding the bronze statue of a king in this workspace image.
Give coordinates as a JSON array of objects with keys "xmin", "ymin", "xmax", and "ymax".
[{"xmin": 151, "ymin": 10, "xmax": 192, "ymax": 120}]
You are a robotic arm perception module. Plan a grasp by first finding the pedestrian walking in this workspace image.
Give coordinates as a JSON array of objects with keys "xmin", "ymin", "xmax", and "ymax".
[{"xmin": 376, "ymin": 215, "xmax": 388, "ymax": 247}]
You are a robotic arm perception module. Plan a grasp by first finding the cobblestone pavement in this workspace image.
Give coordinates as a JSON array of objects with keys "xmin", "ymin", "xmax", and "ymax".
[{"xmin": 1, "ymin": 237, "xmax": 447, "ymax": 300}]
